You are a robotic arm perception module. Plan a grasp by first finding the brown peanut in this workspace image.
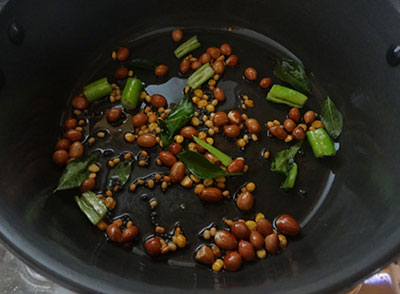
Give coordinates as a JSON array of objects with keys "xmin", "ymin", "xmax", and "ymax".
[
  {"xmin": 265, "ymin": 233, "xmax": 279, "ymax": 254},
  {"xmin": 214, "ymin": 230, "xmax": 237, "ymax": 250},
  {"xmin": 269, "ymin": 126, "xmax": 288, "ymax": 140},
  {"xmin": 170, "ymin": 161, "xmax": 185, "ymax": 183},
  {"xmin": 276, "ymin": 214, "xmax": 301, "ymax": 236},
  {"xmin": 195, "ymin": 245, "xmax": 215, "ymax": 265},
  {"xmin": 151, "ymin": 94, "xmax": 167, "ymax": 108},
  {"xmin": 132, "ymin": 113, "xmax": 148, "ymax": 127},
  {"xmin": 199, "ymin": 187, "xmax": 223, "ymax": 203},
  {"xmin": 227, "ymin": 158, "xmax": 244, "ymax": 173},
  {"xmin": 231, "ymin": 221, "xmax": 250, "ymax": 240},
  {"xmin": 159, "ymin": 151, "xmax": 177, "ymax": 167},
  {"xmin": 238, "ymin": 240, "xmax": 255, "ymax": 261},
  {"xmin": 137, "ymin": 134, "xmax": 156, "ymax": 148},
  {"xmin": 180, "ymin": 126, "xmax": 198, "ymax": 138}
]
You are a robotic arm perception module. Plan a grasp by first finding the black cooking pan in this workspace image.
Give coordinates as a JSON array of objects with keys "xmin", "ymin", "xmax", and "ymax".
[{"xmin": 1, "ymin": 0, "xmax": 400, "ymax": 293}]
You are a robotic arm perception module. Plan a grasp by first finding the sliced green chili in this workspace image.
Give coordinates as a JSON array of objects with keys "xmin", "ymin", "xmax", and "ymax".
[
  {"xmin": 281, "ymin": 163, "xmax": 298, "ymax": 189},
  {"xmin": 193, "ymin": 136, "xmax": 232, "ymax": 166},
  {"xmin": 306, "ymin": 128, "xmax": 336, "ymax": 158},
  {"xmin": 121, "ymin": 77, "xmax": 142, "ymax": 110},
  {"xmin": 186, "ymin": 63, "xmax": 215, "ymax": 89},
  {"xmin": 83, "ymin": 77, "xmax": 112, "ymax": 102},
  {"xmin": 174, "ymin": 35, "xmax": 201, "ymax": 58},
  {"xmin": 75, "ymin": 191, "xmax": 107, "ymax": 225},
  {"xmin": 267, "ymin": 84, "xmax": 308, "ymax": 108}
]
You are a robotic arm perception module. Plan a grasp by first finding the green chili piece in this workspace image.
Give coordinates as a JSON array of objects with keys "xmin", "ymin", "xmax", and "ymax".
[
  {"xmin": 75, "ymin": 191, "xmax": 107, "ymax": 225},
  {"xmin": 83, "ymin": 78, "xmax": 112, "ymax": 102},
  {"xmin": 121, "ymin": 77, "xmax": 143, "ymax": 110},
  {"xmin": 193, "ymin": 136, "xmax": 232, "ymax": 166},
  {"xmin": 306, "ymin": 128, "xmax": 336, "ymax": 158},
  {"xmin": 266, "ymin": 84, "xmax": 308, "ymax": 108},
  {"xmin": 281, "ymin": 163, "xmax": 298, "ymax": 189},
  {"xmin": 174, "ymin": 35, "xmax": 201, "ymax": 58},
  {"xmin": 186, "ymin": 63, "xmax": 215, "ymax": 89}
]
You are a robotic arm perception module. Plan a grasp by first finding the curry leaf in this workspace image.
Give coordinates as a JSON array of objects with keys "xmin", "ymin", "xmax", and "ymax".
[
  {"xmin": 320, "ymin": 97, "xmax": 343, "ymax": 140},
  {"xmin": 274, "ymin": 57, "xmax": 311, "ymax": 94},
  {"xmin": 55, "ymin": 151, "xmax": 100, "ymax": 192},
  {"xmin": 177, "ymin": 150, "xmax": 228, "ymax": 179},
  {"xmin": 192, "ymin": 136, "xmax": 232, "ymax": 166},
  {"xmin": 160, "ymin": 92, "xmax": 195, "ymax": 147},
  {"xmin": 271, "ymin": 141, "xmax": 302, "ymax": 176},
  {"xmin": 281, "ymin": 163, "xmax": 298, "ymax": 189},
  {"xmin": 106, "ymin": 159, "xmax": 133, "ymax": 190}
]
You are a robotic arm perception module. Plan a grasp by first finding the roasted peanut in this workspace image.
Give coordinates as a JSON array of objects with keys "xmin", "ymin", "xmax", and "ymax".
[
  {"xmin": 207, "ymin": 47, "xmax": 221, "ymax": 59},
  {"xmin": 199, "ymin": 187, "xmax": 223, "ymax": 203},
  {"xmin": 151, "ymin": 94, "xmax": 167, "ymax": 108},
  {"xmin": 236, "ymin": 191, "xmax": 254, "ymax": 211},
  {"xmin": 304, "ymin": 111, "xmax": 317, "ymax": 124},
  {"xmin": 256, "ymin": 218, "xmax": 273, "ymax": 237},
  {"xmin": 64, "ymin": 118, "xmax": 77, "ymax": 130},
  {"xmin": 276, "ymin": 214, "xmax": 301, "ymax": 236},
  {"xmin": 71, "ymin": 95, "xmax": 88, "ymax": 110},
  {"xmin": 224, "ymin": 124, "xmax": 240, "ymax": 138},
  {"xmin": 53, "ymin": 150, "xmax": 69, "ymax": 166},
  {"xmin": 116, "ymin": 47, "xmax": 130, "ymax": 61},
  {"xmin": 249, "ymin": 230, "xmax": 264, "ymax": 249},
  {"xmin": 223, "ymin": 251, "xmax": 242, "ymax": 272},
  {"xmin": 214, "ymin": 230, "xmax": 237, "ymax": 250},
  {"xmin": 220, "ymin": 43, "xmax": 232, "ymax": 56},
  {"xmin": 245, "ymin": 118, "xmax": 261, "ymax": 134},
  {"xmin": 289, "ymin": 107, "xmax": 301, "ymax": 122},
  {"xmin": 172, "ymin": 29, "xmax": 183, "ymax": 42},
  {"xmin": 180, "ymin": 59, "xmax": 190, "ymax": 74},
  {"xmin": 238, "ymin": 240, "xmax": 255, "ymax": 261},
  {"xmin": 69, "ymin": 142, "xmax": 84, "ymax": 159},
  {"xmin": 121, "ymin": 225, "xmax": 139, "ymax": 242},
  {"xmin": 80, "ymin": 178, "xmax": 95, "ymax": 192},
  {"xmin": 115, "ymin": 67, "xmax": 129, "ymax": 79},
  {"xmin": 169, "ymin": 142, "xmax": 183, "ymax": 155},
  {"xmin": 145, "ymin": 237, "xmax": 162, "ymax": 256},
  {"xmin": 159, "ymin": 151, "xmax": 177, "ymax": 167},
  {"xmin": 292, "ymin": 126, "xmax": 306, "ymax": 140},
  {"xmin": 170, "ymin": 161, "xmax": 185, "ymax": 183},
  {"xmin": 231, "ymin": 221, "xmax": 250, "ymax": 240},
  {"xmin": 154, "ymin": 64, "xmax": 168, "ymax": 77},
  {"xmin": 212, "ymin": 112, "xmax": 228, "ymax": 127},
  {"xmin": 55, "ymin": 139, "xmax": 71, "ymax": 151},
  {"xmin": 213, "ymin": 87, "xmax": 225, "ymax": 102},
  {"xmin": 259, "ymin": 77, "xmax": 272, "ymax": 89},
  {"xmin": 64, "ymin": 129, "xmax": 82, "ymax": 142},
  {"xmin": 132, "ymin": 113, "xmax": 148, "ymax": 127},
  {"xmin": 227, "ymin": 158, "xmax": 244, "ymax": 173},
  {"xmin": 180, "ymin": 126, "xmax": 198, "ymax": 138},
  {"xmin": 244, "ymin": 67, "xmax": 257, "ymax": 80},
  {"xmin": 106, "ymin": 224, "xmax": 123, "ymax": 242},
  {"xmin": 269, "ymin": 126, "xmax": 288, "ymax": 140},
  {"xmin": 137, "ymin": 134, "xmax": 156, "ymax": 148},
  {"xmin": 199, "ymin": 52, "xmax": 212, "ymax": 64},
  {"xmin": 195, "ymin": 245, "xmax": 215, "ymax": 265},
  {"xmin": 107, "ymin": 108, "xmax": 122, "ymax": 122},
  {"xmin": 226, "ymin": 54, "xmax": 239, "ymax": 67},
  {"xmin": 227, "ymin": 110, "xmax": 242, "ymax": 125},
  {"xmin": 265, "ymin": 233, "xmax": 279, "ymax": 254}
]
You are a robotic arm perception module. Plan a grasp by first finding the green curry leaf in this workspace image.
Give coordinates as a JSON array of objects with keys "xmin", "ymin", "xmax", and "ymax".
[
  {"xmin": 177, "ymin": 150, "xmax": 228, "ymax": 179},
  {"xmin": 106, "ymin": 159, "xmax": 133, "ymax": 190},
  {"xmin": 54, "ymin": 151, "xmax": 100, "ymax": 192},
  {"xmin": 320, "ymin": 97, "xmax": 343, "ymax": 140},
  {"xmin": 274, "ymin": 57, "xmax": 311, "ymax": 94},
  {"xmin": 160, "ymin": 92, "xmax": 195, "ymax": 148}
]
